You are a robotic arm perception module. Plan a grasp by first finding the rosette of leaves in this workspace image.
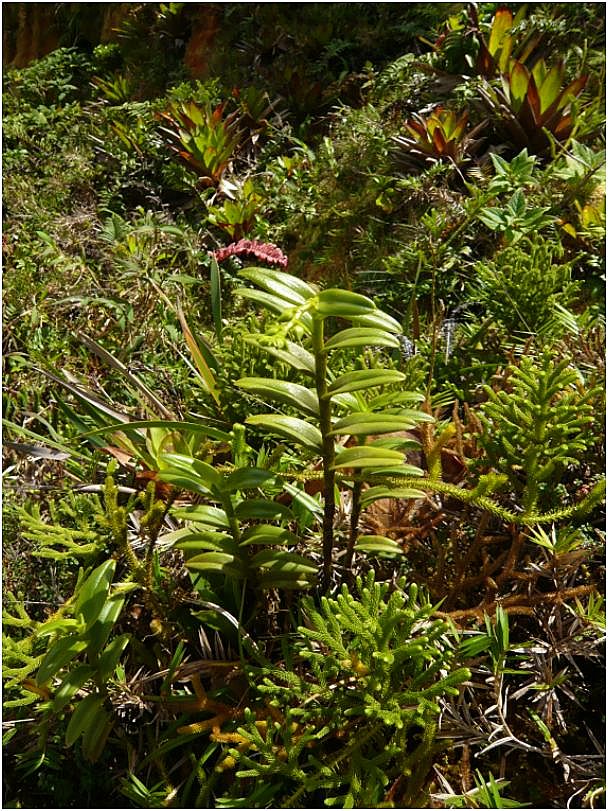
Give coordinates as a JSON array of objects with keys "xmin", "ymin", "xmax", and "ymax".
[
  {"xmin": 478, "ymin": 58, "xmax": 588, "ymax": 154},
  {"xmin": 157, "ymin": 100, "xmax": 243, "ymax": 187},
  {"xmin": 232, "ymin": 267, "xmax": 431, "ymax": 588},
  {"xmin": 392, "ymin": 107, "xmax": 486, "ymax": 174},
  {"xmin": 469, "ymin": 4, "xmax": 540, "ymax": 79}
]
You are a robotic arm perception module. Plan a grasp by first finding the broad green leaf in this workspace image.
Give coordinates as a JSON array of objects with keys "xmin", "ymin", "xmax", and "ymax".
[
  {"xmin": 327, "ymin": 369, "xmax": 405, "ymax": 396},
  {"xmin": 354, "ymin": 536, "xmax": 404, "ymax": 554},
  {"xmin": 330, "ymin": 412, "xmax": 420, "ymax": 437},
  {"xmin": 256, "ymin": 577, "xmax": 312, "ymax": 590},
  {"xmin": 234, "ymin": 500, "xmax": 294, "ymax": 522},
  {"xmin": 282, "ymin": 482, "xmax": 323, "ymax": 520},
  {"xmin": 65, "ymin": 693, "xmax": 105, "ymax": 747},
  {"xmin": 238, "ymin": 268, "xmax": 314, "ymax": 304},
  {"xmin": 97, "ymin": 634, "xmax": 130, "ymax": 684},
  {"xmin": 365, "ymin": 463, "xmax": 425, "ymax": 477},
  {"xmin": 538, "ymin": 62, "xmax": 563, "ymax": 114},
  {"xmin": 172, "ymin": 505, "xmax": 228, "ymax": 528},
  {"xmin": 349, "ymin": 310, "xmax": 402, "ymax": 333},
  {"xmin": 251, "ymin": 549, "xmax": 317, "ymax": 574},
  {"xmin": 36, "ymin": 634, "xmax": 88, "ymax": 685},
  {"xmin": 176, "ymin": 531, "xmax": 237, "ymax": 555},
  {"xmin": 74, "ymin": 560, "xmax": 116, "ymax": 630},
  {"xmin": 508, "ymin": 189, "xmax": 526, "ymax": 216},
  {"xmin": 368, "ymin": 436, "xmax": 420, "ymax": 451},
  {"xmin": 332, "ymin": 446, "xmax": 405, "ymax": 469},
  {"xmin": 248, "ymin": 338, "xmax": 315, "ymax": 375},
  {"xmin": 368, "ymin": 391, "xmax": 426, "ymax": 409},
  {"xmin": 185, "ymin": 552, "xmax": 245, "ymax": 577},
  {"xmin": 360, "ymin": 486, "xmax": 426, "ymax": 507},
  {"xmin": 315, "ymin": 289, "xmax": 376, "ymax": 318},
  {"xmin": 224, "ymin": 467, "xmax": 275, "ymax": 492},
  {"xmin": 156, "ymin": 470, "xmax": 215, "ymax": 497},
  {"xmin": 36, "ymin": 617, "xmax": 83, "ymax": 637},
  {"xmin": 240, "ymin": 524, "xmax": 300, "ymax": 546},
  {"xmin": 488, "ymin": 7, "xmax": 513, "ymax": 57},
  {"xmin": 51, "ymin": 665, "xmax": 96, "ymax": 714},
  {"xmin": 245, "ymin": 415, "xmax": 323, "ymax": 452},
  {"xmin": 82, "ymin": 704, "xmax": 112, "ymax": 762},
  {"xmin": 478, "ymin": 208, "xmax": 507, "ymax": 229},
  {"xmin": 323, "ymin": 327, "xmax": 400, "ymax": 351},
  {"xmin": 236, "ymin": 377, "xmax": 319, "ymax": 416},
  {"xmin": 85, "ymin": 594, "xmax": 126, "ymax": 656},
  {"xmin": 509, "ymin": 62, "xmax": 530, "ymax": 111},
  {"xmin": 236, "ymin": 288, "xmax": 313, "ymax": 331},
  {"xmin": 159, "ymin": 453, "xmax": 222, "ymax": 493},
  {"xmin": 331, "ymin": 392, "xmax": 362, "ymax": 412}
]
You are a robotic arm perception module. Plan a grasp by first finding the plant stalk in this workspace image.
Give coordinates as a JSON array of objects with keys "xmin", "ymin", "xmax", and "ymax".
[{"xmin": 312, "ymin": 316, "xmax": 335, "ymax": 592}]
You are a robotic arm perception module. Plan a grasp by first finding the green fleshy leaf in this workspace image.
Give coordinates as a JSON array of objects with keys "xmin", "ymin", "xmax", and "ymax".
[
  {"xmin": 349, "ymin": 310, "xmax": 402, "ymax": 333},
  {"xmin": 159, "ymin": 453, "xmax": 222, "ymax": 493},
  {"xmin": 315, "ymin": 289, "xmax": 376, "ymax": 318},
  {"xmin": 224, "ymin": 467, "xmax": 275, "ymax": 492},
  {"xmin": 51, "ymin": 665, "xmax": 96, "ymax": 714},
  {"xmin": 354, "ymin": 536, "xmax": 404, "ymax": 554},
  {"xmin": 327, "ymin": 369, "xmax": 405, "ymax": 397},
  {"xmin": 65, "ymin": 693, "xmax": 105, "ymax": 747},
  {"xmin": 251, "ymin": 549, "xmax": 317, "ymax": 574},
  {"xmin": 241, "ymin": 525, "xmax": 300, "ymax": 546},
  {"xmin": 332, "ymin": 446, "xmax": 405, "ymax": 469},
  {"xmin": 37, "ymin": 634, "xmax": 88, "ymax": 686},
  {"xmin": 330, "ymin": 412, "xmax": 420, "ymax": 436},
  {"xmin": 247, "ymin": 338, "xmax": 316, "ymax": 374},
  {"xmin": 236, "ymin": 377, "xmax": 319, "ymax": 416},
  {"xmin": 324, "ymin": 328, "xmax": 400, "ymax": 351},
  {"xmin": 234, "ymin": 500, "xmax": 294, "ymax": 522},
  {"xmin": 245, "ymin": 415, "xmax": 323, "ymax": 452},
  {"xmin": 185, "ymin": 552, "xmax": 246, "ymax": 577},
  {"xmin": 172, "ymin": 505, "xmax": 229, "ymax": 528},
  {"xmin": 74, "ymin": 560, "xmax": 116, "ymax": 630},
  {"xmin": 238, "ymin": 267, "xmax": 315, "ymax": 303}
]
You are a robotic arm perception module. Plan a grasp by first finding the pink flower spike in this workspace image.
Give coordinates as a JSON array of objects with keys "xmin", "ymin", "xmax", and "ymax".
[{"xmin": 211, "ymin": 239, "xmax": 288, "ymax": 268}]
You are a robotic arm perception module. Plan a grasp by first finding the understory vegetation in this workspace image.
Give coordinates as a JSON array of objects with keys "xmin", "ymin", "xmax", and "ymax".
[{"xmin": 2, "ymin": 3, "xmax": 605, "ymax": 808}]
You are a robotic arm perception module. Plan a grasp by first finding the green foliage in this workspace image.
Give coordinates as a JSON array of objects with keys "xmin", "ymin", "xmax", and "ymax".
[
  {"xmin": 222, "ymin": 572, "xmax": 470, "ymax": 808},
  {"xmin": 2, "ymin": 5, "xmax": 605, "ymax": 808},
  {"xmin": 477, "ymin": 189, "xmax": 554, "ymax": 243},
  {"xmin": 487, "ymin": 148, "xmax": 537, "ymax": 195},
  {"xmin": 232, "ymin": 267, "xmax": 429, "ymax": 585},
  {"xmin": 207, "ymin": 178, "xmax": 263, "ymax": 239},
  {"xmin": 477, "ymin": 353, "xmax": 599, "ymax": 513},
  {"xmin": 471, "ymin": 237, "xmax": 580, "ymax": 333},
  {"xmin": 435, "ymin": 770, "xmax": 529, "ymax": 808},
  {"xmin": 3, "ymin": 47, "xmax": 96, "ymax": 108}
]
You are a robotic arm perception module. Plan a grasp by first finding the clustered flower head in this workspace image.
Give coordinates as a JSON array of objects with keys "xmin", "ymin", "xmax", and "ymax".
[{"xmin": 211, "ymin": 239, "xmax": 288, "ymax": 268}]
